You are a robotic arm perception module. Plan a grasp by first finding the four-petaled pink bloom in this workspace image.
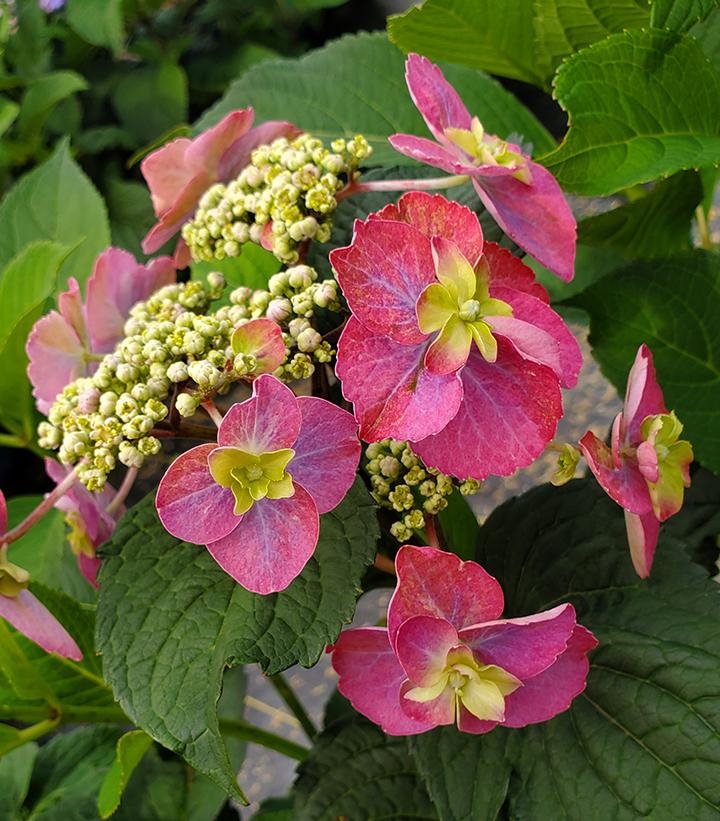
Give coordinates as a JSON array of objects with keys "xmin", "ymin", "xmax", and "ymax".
[
  {"xmin": 330, "ymin": 545, "xmax": 596, "ymax": 735},
  {"xmin": 0, "ymin": 490, "xmax": 82, "ymax": 661},
  {"xmin": 579, "ymin": 344, "xmax": 693, "ymax": 578},
  {"xmin": 141, "ymin": 109, "xmax": 300, "ymax": 266},
  {"xmin": 389, "ymin": 54, "xmax": 576, "ymax": 282},
  {"xmin": 45, "ymin": 459, "xmax": 121, "ymax": 589},
  {"xmin": 332, "ymin": 191, "xmax": 582, "ymax": 481},
  {"xmin": 26, "ymin": 247, "xmax": 176, "ymax": 413},
  {"xmin": 156, "ymin": 374, "xmax": 361, "ymax": 594}
]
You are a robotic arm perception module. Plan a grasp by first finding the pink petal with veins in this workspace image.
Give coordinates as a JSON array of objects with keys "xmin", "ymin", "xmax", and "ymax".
[
  {"xmin": 0, "ymin": 589, "xmax": 82, "ymax": 661},
  {"xmin": 404, "ymin": 53, "xmax": 472, "ymax": 142},
  {"xmin": 624, "ymin": 509, "xmax": 660, "ymax": 579},
  {"xmin": 621, "ymin": 344, "xmax": 666, "ymax": 445},
  {"xmin": 395, "ymin": 615, "xmax": 458, "ymax": 686}
]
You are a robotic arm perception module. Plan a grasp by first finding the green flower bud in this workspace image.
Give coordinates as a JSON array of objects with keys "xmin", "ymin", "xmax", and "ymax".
[
  {"xmin": 390, "ymin": 521, "xmax": 412, "ymax": 542},
  {"xmin": 167, "ymin": 362, "xmax": 189, "ymax": 383},
  {"xmin": 175, "ymin": 393, "xmax": 200, "ymax": 418},
  {"xmin": 137, "ymin": 436, "xmax": 161, "ymax": 457},
  {"xmin": 296, "ymin": 327, "xmax": 322, "ymax": 353},
  {"xmin": 119, "ymin": 442, "xmax": 144, "ymax": 469},
  {"xmin": 379, "ymin": 456, "xmax": 401, "ymax": 479},
  {"xmin": 115, "ymin": 394, "xmax": 139, "ymax": 422},
  {"xmin": 419, "ymin": 479, "xmax": 436, "ymax": 498},
  {"xmin": 389, "ymin": 484, "xmax": 414, "ymax": 512},
  {"xmin": 405, "ymin": 465, "xmax": 427, "ymax": 486},
  {"xmin": 37, "ymin": 422, "xmax": 62, "ymax": 450},
  {"xmin": 404, "ymin": 509, "xmax": 425, "ymax": 530},
  {"xmin": 459, "ymin": 479, "xmax": 481, "ymax": 496}
]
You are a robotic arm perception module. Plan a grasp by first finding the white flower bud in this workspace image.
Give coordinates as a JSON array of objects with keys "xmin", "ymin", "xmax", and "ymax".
[
  {"xmin": 175, "ymin": 393, "xmax": 200, "ymax": 418},
  {"xmin": 287, "ymin": 265, "xmax": 316, "ymax": 290},
  {"xmin": 167, "ymin": 362, "xmax": 189, "ymax": 383},
  {"xmin": 266, "ymin": 297, "xmax": 292, "ymax": 322},
  {"xmin": 296, "ymin": 327, "xmax": 322, "ymax": 353}
]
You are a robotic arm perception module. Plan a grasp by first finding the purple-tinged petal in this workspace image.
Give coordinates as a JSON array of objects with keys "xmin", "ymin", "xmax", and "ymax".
[
  {"xmin": 141, "ymin": 137, "xmax": 194, "ymax": 216},
  {"xmin": 0, "ymin": 489, "xmax": 6, "ymax": 534},
  {"xmin": 374, "ymin": 192, "xmax": 484, "ymax": 266},
  {"xmin": 156, "ymin": 444, "xmax": 238, "ymax": 545},
  {"xmin": 395, "ymin": 615, "xmax": 458, "ymax": 686},
  {"xmin": 218, "ymin": 375, "xmax": 302, "ymax": 453},
  {"xmin": 86, "ymin": 249, "xmax": 176, "ymax": 353},
  {"xmin": 57, "ymin": 278, "xmax": 87, "ymax": 343},
  {"xmin": 231, "ymin": 318, "xmax": 286, "ymax": 375},
  {"xmin": 330, "ymin": 627, "xmax": 435, "ymax": 736},
  {"xmin": 460, "ymin": 604, "xmax": 577, "ymax": 680},
  {"xmin": 331, "ymin": 219, "xmax": 434, "ymax": 345},
  {"xmin": 26, "ymin": 310, "xmax": 86, "ymax": 414},
  {"xmin": 624, "ymin": 510, "xmax": 660, "ymax": 579},
  {"xmin": 0, "ymin": 589, "xmax": 82, "ymax": 661},
  {"xmin": 388, "ymin": 545, "xmax": 504, "ymax": 646},
  {"xmin": 399, "ymin": 678, "xmax": 455, "ymax": 727},
  {"xmin": 413, "ymin": 340, "xmax": 562, "ymax": 480},
  {"xmin": 483, "ymin": 242, "xmax": 550, "ymax": 303},
  {"xmin": 456, "ymin": 705, "xmax": 498, "ymax": 734},
  {"xmin": 490, "ymin": 286, "xmax": 582, "ymax": 389},
  {"xmin": 503, "ymin": 625, "xmax": 597, "ymax": 728},
  {"xmin": 206, "ymin": 483, "xmax": 318, "ymax": 594},
  {"xmin": 336, "ymin": 318, "xmax": 463, "ymax": 442},
  {"xmin": 290, "ymin": 397, "xmax": 360, "ymax": 514},
  {"xmin": 46, "ymin": 459, "xmax": 117, "ymax": 546},
  {"xmin": 622, "ymin": 344, "xmax": 667, "ymax": 446},
  {"xmin": 404, "ymin": 53, "xmax": 472, "ymax": 142},
  {"xmin": 486, "ymin": 315, "xmax": 561, "ymax": 379},
  {"xmin": 184, "ymin": 109, "xmax": 255, "ymax": 177},
  {"xmin": 472, "ymin": 162, "xmax": 576, "ymax": 282},
  {"xmin": 214, "ymin": 120, "xmax": 301, "ymax": 182},
  {"xmin": 78, "ymin": 554, "xmax": 101, "ymax": 589},
  {"xmin": 579, "ymin": 431, "xmax": 653, "ymax": 516},
  {"xmin": 388, "ymin": 133, "xmax": 475, "ymax": 176}
]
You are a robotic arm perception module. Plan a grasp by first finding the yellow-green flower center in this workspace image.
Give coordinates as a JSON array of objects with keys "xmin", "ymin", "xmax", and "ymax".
[
  {"xmin": 66, "ymin": 511, "xmax": 96, "ymax": 559},
  {"xmin": 444, "ymin": 117, "xmax": 532, "ymax": 184},
  {"xmin": 208, "ymin": 446, "xmax": 295, "ymax": 516},
  {"xmin": 0, "ymin": 545, "xmax": 30, "ymax": 598},
  {"xmin": 404, "ymin": 646, "xmax": 521, "ymax": 723},
  {"xmin": 638, "ymin": 411, "xmax": 693, "ymax": 519}
]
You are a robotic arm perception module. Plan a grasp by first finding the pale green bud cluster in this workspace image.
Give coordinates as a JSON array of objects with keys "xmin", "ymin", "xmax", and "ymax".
[
  {"xmin": 181, "ymin": 133, "xmax": 372, "ymax": 265},
  {"xmin": 364, "ymin": 440, "xmax": 481, "ymax": 542}
]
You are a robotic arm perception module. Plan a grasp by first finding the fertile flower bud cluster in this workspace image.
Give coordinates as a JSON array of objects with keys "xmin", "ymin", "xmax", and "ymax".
[
  {"xmin": 222, "ymin": 264, "xmax": 341, "ymax": 381},
  {"xmin": 364, "ymin": 440, "xmax": 481, "ymax": 542},
  {"xmin": 181, "ymin": 133, "xmax": 372, "ymax": 265}
]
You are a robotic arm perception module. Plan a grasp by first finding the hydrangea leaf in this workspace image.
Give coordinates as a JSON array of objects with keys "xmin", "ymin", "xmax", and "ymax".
[
  {"xmin": 569, "ymin": 250, "xmax": 720, "ymax": 473},
  {"xmin": 96, "ymin": 479, "xmax": 378, "ymax": 800},
  {"xmin": 292, "ymin": 716, "xmax": 437, "ymax": 820},
  {"xmin": 196, "ymin": 32, "xmax": 554, "ymax": 165},
  {"xmin": 651, "ymin": 0, "xmax": 720, "ymax": 31},
  {"xmin": 541, "ymin": 29, "xmax": 720, "ymax": 195},
  {"xmin": 0, "ymin": 140, "xmax": 110, "ymax": 292},
  {"xmin": 97, "ymin": 730, "xmax": 153, "ymax": 820},
  {"xmin": 66, "ymin": 0, "xmax": 124, "ymax": 53},
  {"xmin": 0, "ymin": 743, "xmax": 37, "ymax": 818}
]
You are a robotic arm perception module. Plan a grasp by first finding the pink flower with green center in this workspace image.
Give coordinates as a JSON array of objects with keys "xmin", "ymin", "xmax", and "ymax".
[
  {"xmin": 389, "ymin": 54, "xmax": 576, "ymax": 282},
  {"xmin": 141, "ymin": 110, "xmax": 300, "ymax": 267},
  {"xmin": 579, "ymin": 344, "xmax": 693, "ymax": 578},
  {"xmin": 26, "ymin": 247, "xmax": 175, "ymax": 414},
  {"xmin": 330, "ymin": 545, "xmax": 596, "ymax": 735},
  {"xmin": 156, "ymin": 375, "xmax": 360, "ymax": 593},
  {"xmin": 0, "ymin": 490, "xmax": 82, "ymax": 661},
  {"xmin": 331, "ymin": 191, "xmax": 582, "ymax": 481}
]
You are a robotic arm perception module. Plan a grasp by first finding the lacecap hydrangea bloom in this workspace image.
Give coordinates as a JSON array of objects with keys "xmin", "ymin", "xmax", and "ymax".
[
  {"xmin": 156, "ymin": 374, "xmax": 360, "ymax": 593},
  {"xmin": 330, "ymin": 545, "xmax": 596, "ymax": 735},
  {"xmin": 579, "ymin": 344, "xmax": 693, "ymax": 577},
  {"xmin": 0, "ymin": 490, "xmax": 82, "ymax": 661},
  {"xmin": 389, "ymin": 54, "xmax": 576, "ymax": 282},
  {"xmin": 332, "ymin": 191, "xmax": 582, "ymax": 481}
]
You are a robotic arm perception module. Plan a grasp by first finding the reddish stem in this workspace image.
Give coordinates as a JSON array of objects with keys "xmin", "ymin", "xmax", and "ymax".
[
  {"xmin": 424, "ymin": 515, "xmax": 445, "ymax": 550},
  {"xmin": 374, "ymin": 553, "xmax": 397, "ymax": 576},
  {"xmin": 336, "ymin": 174, "xmax": 469, "ymax": 203},
  {"xmin": 106, "ymin": 468, "xmax": 138, "ymax": 517}
]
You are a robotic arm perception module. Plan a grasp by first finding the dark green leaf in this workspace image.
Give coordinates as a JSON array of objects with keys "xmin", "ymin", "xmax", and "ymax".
[
  {"xmin": 651, "ymin": 0, "xmax": 720, "ymax": 30},
  {"xmin": 542, "ymin": 30, "xmax": 720, "ymax": 195},
  {"xmin": 106, "ymin": 177, "xmax": 156, "ymax": 258},
  {"xmin": 113, "ymin": 63, "xmax": 188, "ymax": 144},
  {"xmin": 113, "ymin": 746, "xmax": 188, "ymax": 821},
  {"xmin": 196, "ymin": 32, "xmax": 554, "ymax": 165},
  {"xmin": 691, "ymin": 8, "xmax": 720, "ymax": 71},
  {"xmin": 0, "ymin": 743, "xmax": 37, "ymax": 819},
  {"xmin": 0, "ymin": 141, "xmax": 110, "ymax": 290},
  {"xmin": 97, "ymin": 480, "xmax": 379, "ymax": 800},
  {"xmin": 438, "ymin": 490, "xmax": 480, "ymax": 561},
  {"xmin": 251, "ymin": 795, "xmax": 294, "ymax": 820},
  {"xmin": 0, "ymin": 97, "xmax": 19, "ymax": 137},
  {"xmin": 577, "ymin": 172, "xmax": 703, "ymax": 258},
  {"xmin": 293, "ymin": 717, "xmax": 437, "ymax": 820},
  {"xmin": 570, "ymin": 250, "xmax": 720, "ymax": 472},
  {"xmin": 664, "ymin": 467, "xmax": 720, "ymax": 561},
  {"xmin": 67, "ymin": 0, "xmax": 124, "ymax": 52}
]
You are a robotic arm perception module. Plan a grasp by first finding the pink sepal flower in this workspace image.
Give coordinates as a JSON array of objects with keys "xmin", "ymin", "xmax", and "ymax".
[
  {"xmin": 389, "ymin": 54, "xmax": 576, "ymax": 282},
  {"xmin": 141, "ymin": 110, "xmax": 300, "ymax": 266},
  {"xmin": 332, "ymin": 191, "xmax": 581, "ymax": 480},
  {"xmin": 579, "ymin": 344, "xmax": 693, "ymax": 578},
  {"xmin": 0, "ymin": 490, "xmax": 82, "ymax": 661},
  {"xmin": 231, "ymin": 318, "xmax": 286, "ymax": 375},
  {"xmin": 27, "ymin": 247, "xmax": 175, "ymax": 413},
  {"xmin": 330, "ymin": 545, "xmax": 596, "ymax": 736},
  {"xmin": 45, "ymin": 459, "xmax": 120, "ymax": 588},
  {"xmin": 156, "ymin": 375, "xmax": 360, "ymax": 594}
]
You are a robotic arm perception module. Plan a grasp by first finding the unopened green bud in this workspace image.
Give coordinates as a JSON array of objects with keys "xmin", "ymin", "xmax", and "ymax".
[
  {"xmin": 404, "ymin": 510, "xmax": 425, "ymax": 530},
  {"xmin": 167, "ymin": 362, "xmax": 189, "ymax": 383},
  {"xmin": 38, "ymin": 422, "xmax": 62, "ymax": 450},
  {"xmin": 379, "ymin": 456, "xmax": 401, "ymax": 479},
  {"xmin": 389, "ymin": 484, "xmax": 414, "ymax": 512},
  {"xmin": 459, "ymin": 479, "xmax": 481, "ymax": 496},
  {"xmin": 118, "ymin": 443, "xmax": 144, "ymax": 469},
  {"xmin": 296, "ymin": 327, "xmax": 322, "ymax": 353},
  {"xmin": 176, "ymin": 393, "xmax": 200, "ymax": 418},
  {"xmin": 390, "ymin": 521, "xmax": 412, "ymax": 542},
  {"xmin": 405, "ymin": 465, "xmax": 427, "ymax": 486},
  {"xmin": 137, "ymin": 436, "xmax": 161, "ymax": 456}
]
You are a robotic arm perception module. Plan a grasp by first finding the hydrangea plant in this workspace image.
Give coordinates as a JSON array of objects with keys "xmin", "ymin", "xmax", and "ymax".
[{"xmin": 1, "ymin": 6, "xmax": 719, "ymax": 818}]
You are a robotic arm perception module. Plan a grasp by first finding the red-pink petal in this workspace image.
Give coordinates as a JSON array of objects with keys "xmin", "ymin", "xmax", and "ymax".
[
  {"xmin": 141, "ymin": 137, "xmax": 193, "ymax": 216},
  {"xmin": 142, "ymin": 171, "xmax": 215, "ymax": 255},
  {"xmin": 502, "ymin": 625, "xmax": 597, "ymax": 728},
  {"xmin": 58, "ymin": 277, "xmax": 87, "ymax": 343},
  {"xmin": 490, "ymin": 287, "xmax": 582, "ymax": 388},
  {"xmin": 232, "ymin": 318, "xmax": 286, "ymax": 375},
  {"xmin": 637, "ymin": 438, "xmax": 660, "ymax": 484},
  {"xmin": 388, "ymin": 545, "xmax": 504, "ymax": 647},
  {"xmin": 156, "ymin": 443, "xmax": 238, "ymax": 545},
  {"xmin": 455, "ymin": 705, "xmax": 498, "ymax": 734},
  {"xmin": 579, "ymin": 431, "xmax": 653, "ymax": 515},
  {"xmin": 290, "ymin": 397, "xmax": 360, "ymax": 514},
  {"xmin": 483, "ymin": 242, "xmax": 550, "ymax": 303},
  {"xmin": 336, "ymin": 318, "xmax": 463, "ymax": 442},
  {"xmin": 472, "ymin": 162, "xmax": 576, "ymax": 282},
  {"xmin": 184, "ymin": 109, "xmax": 255, "ymax": 177},
  {"xmin": 206, "ymin": 483, "xmax": 318, "ymax": 594},
  {"xmin": 624, "ymin": 510, "xmax": 660, "ymax": 579},
  {"xmin": 460, "ymin": 603, "xmax": 577, "ymax": 680},
  {"xmin": 395, "ymin": 615, "xmax": 458, "ymax": 685},
  {"xmin": 0, "ymin": 589, "xmax": 82, "ymax": 661},
  {"xmin": 78, "ymin": 553, "xmax": 101, "ymax": 589},
  {"xmin": 374, "ymin": 191, "xmax": 484, "ymax": 266},
  {"xmin": 213, "ymin": 119, "xmax": 301, "ymax": 183},
  {"xmin": 487, "ymin": 315, "xmax": 562, "ymax": 379},
  {"xmin": 330, "ymin": 627, "xmax": 435, "ymax": 736},
  {"xmin": 86, "ymin": 248, "xmax": 176, "ymax": 353},
  {"xmin": 399, "ymin": 677, "xmax": 456, "ymax": 727},
  {"xmin": 0, "ymin": 488, "xmax": 6, "ymax": 534},
  {"xmin": 404, "ymin": 53, "xmax": 472, "ymax": 142},
  {"xmin": 621, "ymin": 344, "xmax": 666, "ymax": 445},
  {"xmin": 217, "ymin": 374, "xmax": 301, "ymax": 452},
  {"xmin": 388, "ymin": 133, "xmax": 475, "ymax": 176},
  {"xmin": 413, "ymin": 340, "xmax": 562, "ymax": 480},
  {"xmin": 331, "ymin": 219, "xmax": 434, "ymax": 345}
]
